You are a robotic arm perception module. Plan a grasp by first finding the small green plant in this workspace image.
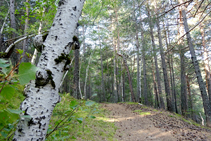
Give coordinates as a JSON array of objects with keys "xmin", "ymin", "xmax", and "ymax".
[
  {"xmin": 134, "ymin": 110, "xmax": 142, "ymax": 113},
  {"xmin": 0, "ymin": 55, "xmax": 38, "ymax": 140},
  {"xmin": 139, "ymin": 112, "xmax": 151, "ymax": 115},
  {"xmin": 46, "ymin": 94, "xmax": 117, "ymax": 140}
]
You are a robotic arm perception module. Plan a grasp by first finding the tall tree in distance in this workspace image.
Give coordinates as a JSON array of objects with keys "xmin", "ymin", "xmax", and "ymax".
[{"xmin": 180, "ymin": 2, "xmax": 211, "ymax": 126}]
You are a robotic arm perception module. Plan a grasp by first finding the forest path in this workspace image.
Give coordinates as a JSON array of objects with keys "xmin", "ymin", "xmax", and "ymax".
[{"xmin": 102, "ymin": 103, "xmax": 211, "ymax": 141}]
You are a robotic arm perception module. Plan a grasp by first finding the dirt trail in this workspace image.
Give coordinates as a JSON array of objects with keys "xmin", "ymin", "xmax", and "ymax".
[{"xmin": 102, "ymin": 103, "xmax": 211, "ymax": 141}]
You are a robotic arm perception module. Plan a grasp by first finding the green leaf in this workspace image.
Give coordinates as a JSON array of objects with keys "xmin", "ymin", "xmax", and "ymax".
[
  {"xmin": 0, "ymin": 111, "xmax": 9, "ymax": 124},
  {"xmin": 89, "ymin": 115, "xmax": 96, "ymax": 119},
  {"xmin": 18, "ymin": 62, "xmax": 38, "ymax": 85},
  {"xmin": 1, "ymin": 85, "xmax": 15, "ymax": 100},
  {"xmin": 77, "ymin": 118, "xmax": 83, "ymax": 124},
  {"xmin": 16, "ymin": 49, "xmax": 23, "ymax": 54},
  {"xmin": 0, "ymin": 59, "xmax": 10, "ymax": 68},
  {"xmin": 69, "ymin": 100, "xmax": 78, "ymax": 109},
  {"xmin": 85, "ymin": 101, "xmax": 95, "ymax": 107},
  {"xmin": 91, "ymin": 93, "xmax": 97, "ymax": 98},
  {"xmin": 21, "ymin": 115, "xmax": 31, "ymax": 119},
  {"xmin": 7, "ymin": 109, "xmax": 22, "ymax": 115},
  {"xmin": 0, "ymin": 131, "xmax": 7, "ymax": 138}
]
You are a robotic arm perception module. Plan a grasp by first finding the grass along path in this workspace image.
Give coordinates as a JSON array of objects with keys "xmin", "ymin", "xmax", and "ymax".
[{"xmin": 46, "ymin": 95, "xmax": 211, "ymax": 140}]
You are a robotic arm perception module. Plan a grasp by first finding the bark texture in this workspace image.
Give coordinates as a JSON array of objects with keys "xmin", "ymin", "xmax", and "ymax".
[
  {"xmin": 13, "ymin": 0, "xmax": 85, "ymax": 140},
  {"xmin": 181, "ymin": 9, "xmax": 211, "ymax": 127}
]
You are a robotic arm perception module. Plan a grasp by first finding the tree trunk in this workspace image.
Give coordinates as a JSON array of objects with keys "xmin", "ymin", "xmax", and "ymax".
[
  {"xmin": 152, "ymin": 62, "xmax": 160, "ymax": 108},
  {"xmin": 200, "ymin": 24, "xmax": 211, "ymax": 105},
  {"xmin": 164, "ymin": 22, "xmax": 176, "ymax": 112},
  {"xmin": 100, "ymin": 41, "xmax": 105, "ymax": 102},
  {"xmin": 10, "ymin": 0, "xmax": 16, "ymax": 39},
  {"xmin": 13, "ymin": 1, "xmax": 85, "ymax": 140},
  {"xmin": 156, "ymin": 18, "xmax": 173, "ymax": 112},
  {"xmin": 117, "ymin": 53, "xmax": 136, "ymax": 102},
  {"xmin": 186, "ymin": 75, "xmax": 193, "ymax": 119},
  {"xmin": 180, "ymin": 48, "xmax": 188, "ymax": 116},
  {"xmin": 181, "ymin": 9, "xmax": 211, "ymax": 126},
  {"xmin": 113, "ymin": 40, "xmax": 118, "ymax": 102},
  {"xmin": 9, "ymin": 0, "xmax": 17, "ymax": 60},
  {"xmin": 74, "ymin": 48, "xmax": 80, "ymax": 99},
  {"xmin": 31, "ymin": 8, "xmax": 45, "ymax": 64},
  {"xmin": 22, "ymin": 0, "xmax": 29, "ymax": 62},
  {"xmin": 135, "ymin": 23, "xmax": 141, "ymax": 103},
  {"xmin": 140, "ymin": 22, "xmax": 148, "ymax": 105},
  {"xmin": 171, "ymin": 55, "xmax": 178, "ymax": 113},
  {"xmin": 148, "ymin": 17, "xmax": 165, "ymax": 109},
  {"xmin": 84, "ymin": 50, "xmax": 93, "ymax": 100}
]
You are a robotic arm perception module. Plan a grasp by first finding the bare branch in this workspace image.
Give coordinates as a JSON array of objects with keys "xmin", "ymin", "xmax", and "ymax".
[
  {"xmin": 165, "ymin": 9, "xmax": 211, "ymax": 54},
  {"xmin": 193, "ymin": 0, "xmax": 204, "ymax": 17},
  {"xmin": 159, "ymin": 0, "xmax": 193, "ymax": 17}
]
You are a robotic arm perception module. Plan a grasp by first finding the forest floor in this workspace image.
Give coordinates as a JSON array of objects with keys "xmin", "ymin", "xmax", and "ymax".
[{"xmin": 102, "ymin": 103, "xmax": 211, "ymax": 141}]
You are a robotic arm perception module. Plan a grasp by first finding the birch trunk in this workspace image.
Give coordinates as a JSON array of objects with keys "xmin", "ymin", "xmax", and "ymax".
[
  {"xmin": 13, "ymin": 1, "xmax": 85, "ymax": 140},
  {"xmin": 181, "ymin": 9, "xmax": 211, "ymax": 127}
]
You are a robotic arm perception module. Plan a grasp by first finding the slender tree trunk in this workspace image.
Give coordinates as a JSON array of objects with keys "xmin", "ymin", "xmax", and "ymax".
[
  {"xmin": 148, "ymin": 17, "xmax": 165, "ymax": 109},
  {"xmin": 74, "ymin": 48, "xmax": 80, "ymax": 99},
  {"xmin": 31, "ymin": 8, "xmax": 45, "ymax": 64},
  {"xmin": 177, "ymin": 7, "xmax": 188, "ymax": 117},
  {"xmin": 171, "ymin": 55, "xmax": 178, "ymax": 113},
  {"xmin": 164, "ymin": 22, "xmax": 176, "ymax": 112},
  {"xmin": 139, "ymin": 22, "xmax": 148, "ymax": 105},
  {"xmin": 9, "ymin": 0, "xmax": 17, "ymax": 60},
  {"xmin": 0, "ymin": 9, "xmax": 9, "ymax": 51},
  {"xmin": 10, "ymin": 0, "xmax": 16, "ymax": 39},
  {"xmin": 13, "ymin": 1, "xmax": 85, "ymax": 140},
  {"xmin": 152, "ymin": 62, "xmax": 160, "ymax": 108},
  {"xmin": 117, "ymin": 53, "xmax": 136, "ymax": 102},
  {"xmin": 84, "ymin": 50, "xmax": 93, "ymax": 100},
  {"xmin": 181, "ymin": 9, "xmax": 211, "ymax": 126},
  {"xmin": 135, "ymin": 23, "xmax": 141, "ymax": 102},
  {"xmin": 180, "ymin": 48, "xmax": 188, "ymax": 116},
  {"xmin": 186, "ymin": 75, "xmax": 193, "ymax": 119},
  {"xmin": 156, "ymin": 18, "xmax": 173, "ymax": 112},
  {"xmin": 22, "ymin": 0, "xmax": 29, "ymax": 62},
  {"xmin": 100, "ymin": 41, "xmax": 105, "ymax": 102},
  {"xmin": 200, "ymin": 24, "xmax": 211, "ymax": 105}
]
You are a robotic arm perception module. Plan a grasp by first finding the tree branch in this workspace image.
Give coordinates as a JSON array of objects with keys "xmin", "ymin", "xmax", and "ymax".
[{"xmin": 165, "ymin": 9, "xmax": 211, "ymax": 54}]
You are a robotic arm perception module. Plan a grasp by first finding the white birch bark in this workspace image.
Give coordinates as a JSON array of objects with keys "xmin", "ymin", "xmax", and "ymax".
[{"xmin": 13, "ymin": 0, "xmax": 85, "ymax": 140}]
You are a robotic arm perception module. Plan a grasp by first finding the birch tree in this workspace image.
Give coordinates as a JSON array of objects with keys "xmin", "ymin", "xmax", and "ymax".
[{"xmin": 13, "ymin": 0, "xmax": 85, "ymax": 140}]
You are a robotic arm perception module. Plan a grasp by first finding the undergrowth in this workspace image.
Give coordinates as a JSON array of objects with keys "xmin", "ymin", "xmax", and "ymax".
[{"xmin": 46, "ymin": 94, "xmax": 117, "ymax": 141}]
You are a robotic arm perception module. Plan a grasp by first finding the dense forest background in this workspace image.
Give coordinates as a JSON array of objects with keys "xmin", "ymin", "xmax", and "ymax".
[{"xmin": 1, "ymin": 0, "xmax": 211, "ymax": 135}]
